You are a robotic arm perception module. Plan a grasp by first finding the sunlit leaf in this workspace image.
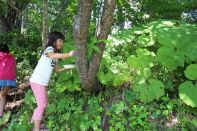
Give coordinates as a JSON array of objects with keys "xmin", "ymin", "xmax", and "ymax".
[
  {"xmin": 97, "ymin": 71, "xmax": 113, "ymax": 85},
  {"xmin": 179, "ymin": 81, "xmax": 197, "ymax": 107},
  {"xmin": 157, "ymin": 47, "xmax": 185, "ymax": 70},
  {"xmin": 133, "ymin": 79, "xmax": 164, "ymax": 103},
  {"xmin": 138, "ymin": 35, "xmax": 155, "ymax": 47},
  {"xmin": 184, "ymin": 64, "xmax": 197, "ymax": 80},
  {"xmin": 127, "ymin": 48, "xmax": 155, "ymax": 69}
]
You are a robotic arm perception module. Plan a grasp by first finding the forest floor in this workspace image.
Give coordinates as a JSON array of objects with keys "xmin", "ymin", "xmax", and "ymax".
[{"xmin": 0, "ymin": 82, "xmax": 196, "ymax": 130}]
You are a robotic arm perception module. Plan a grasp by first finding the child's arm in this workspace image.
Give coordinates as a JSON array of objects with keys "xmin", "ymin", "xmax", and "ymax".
[
  {"xmin": 54, "ymin": 64, "xmax": 67, "ymax": 72},
  {"xmin": 46, "ymin": 50, "xmax": 75, "ymax": 59}
]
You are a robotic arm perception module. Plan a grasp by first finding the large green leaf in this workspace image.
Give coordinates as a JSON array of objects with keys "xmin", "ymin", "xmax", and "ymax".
[
  {"xmin": 157, "ymin": 28, "xmax": 187, "ymax": 47},
  {"xmin": 97, "ymin": 71, "xmax": 113, "ymax": 85},
  {"xmin": 179, "ymin": 81, "xmax": 197, "ymax": 107},
  {"xmin": 113, "ymin": 29, "xmax": 135, "ymax": 44},
  {"xmin": 190, "ymin": 120, "xmax": 197, "ymax": 127},
  {"xmin": 136, "ymin": 68, "xmax": 152, "ymax": 80},
  {"xmin": 182, "ymin": 34, "xmax": 197, "ymax": 61},
  {"xmin": 127, "ymin": 48, "xmax": 155, "ymax": 69},
  {"xmin": 148, "ymin": 20, "xmax": 178, "ymax": 35},
  {"xmin": 137, "ymin": 34, "xmax": 155, "ymax": 47},
  {"xmin": 148, "ymin": 20, "xmax": 197, "ymax": 65},
  {"xmin": 112, "ymin": 72, "xmax": 130, "ymax": 87},
  {"xmin": 127, "ymin": 55, "xmax": 138, "ymax": 68},
  {"xmin": 133, "ymin": 79, "xmax": 165, "ymax": 103},
  {"xmin": 157, "ymin": 47, "xmax": 185, "ymax": 70},
  {"xmin": 24, "ymin": 90, "xmax": 35, "ymax": 105},
  {"xmin": 184, "ymin": 64, "xmax": 197, "ymax": 80}
]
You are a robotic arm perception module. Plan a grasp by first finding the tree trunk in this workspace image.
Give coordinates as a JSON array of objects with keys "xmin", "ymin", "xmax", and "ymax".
[
  {"xmin": 0, "ymin": 0, "xmax": 29, "ymax": 33},
  {"xmin": 0, "ymin": 16, "xmax": 9, "ymax": 32},
  {"xmin": 73, "ymin": 0, "xmax": 116, "ymax": 92},
  {"xmin": 42, "ymin": 0, "xmax": 49, "ymax": 48},
  {"xmin": 88, "ymin": 0, "xmax": 116, "ymax": 92},
  {"xmin": 73, "ymin": 0, "xmax": 93, "ymax": 91}
]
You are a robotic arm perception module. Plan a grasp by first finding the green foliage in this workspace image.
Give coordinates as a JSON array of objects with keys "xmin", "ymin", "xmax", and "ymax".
[
  {"xmin": 45, "ymin": 91, "xmax": 103, "ymax": 130},
  {"xmin": 0, "ymin": 111, "xmax": 11, "ymax": 127},
  {"xmin": 54, "ymin": 39, "xmax": 81, "ymax": 92},
  {"xmin": 16, "ymin": 60, "xmax": 33, "ymax": 82},
  {"xmin": 179, "ymin": 64, "xmax": 197, "ymax": 107},
  {"xmin": 137, "ymin": 34, "xmax": 155, "ymax": 47},
  {"xmin": 58, "ymin": 70, "xmax": 81, "ymax": 92},
  {"xmin": 133, "ymin": 79, "xmax": 165, "ymax": 103},
  {"xmin": 190, "ymin": 119, "xmax": 197, "ymax": 127},
  {"xmin": 128, "ymin": 105, "xmax": 149, "ymax": 129},
  {"xmin": 0, "ymin": 31, "xmax": 40, "ymax": 66},
  {"xmin": 127, "ymin": 48, "xmax": 155, "ymax": 69},
  {"xmin": 107, "ymin": 99, "xmax": 150, "ymax": 130},
  {"xmin": 108, "ymin": 101, "xmax": 128, "ymax": 130},
  {"xmin": 111, "ymin": 72, "xmax": 130, "ymax": 87},
  {"xmin": 7, "ymin": 112, "xmax": 32, "ymax": 131},
  {"xmin": 138, "ymin": 68, "xmax": 152, "ymax": 80},
  {"xmin": 115, "ymin": 0, "xmax": 143, "ymax": 26},
  {"xmin": 113, "ymin": 29, "xmax": 135, "ymax": 43},
  {"xmin": 6, "ymin": 18, "xmax": 197, "ymax": 130},
  {"xmin": 177, "ymin": 102, "xmax": 197, "ymax": 130},
  {"xmin": 157, "ymin": 47, "xmax": 184, "ymax": 70},
  {"xmin": 109, "ymin": 20, "xmax": 197, "ymax": 105},
  {"xmin": 24, "ymin": 0, "xmax": 78, "ymax": 33},
  {"xmin": 179, "ymin": 81, "xmax": 197, "ymax": 107},
  {"xmin": 142, "ymin": 0, "xmax": 197, "ymax": 19},
  {"xmin": 155, "ymin": 22, "xmax": 197, "ymax": 69},
  {"xmin": 184, "ymin": 64, "xmax": 197, "ymax": 80},
  {"xmin": 97, "ymin": 71, "xmax": 113, "ymax": 85},
  {"xmin": 24, "ymin": 90, "xmax": 35, "ymax": 106}
]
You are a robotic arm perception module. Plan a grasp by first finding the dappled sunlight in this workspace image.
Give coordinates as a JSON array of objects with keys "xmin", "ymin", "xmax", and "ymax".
[{"xmin": 1, "ymin": 0, "xmax": 197, "ymax": 130}]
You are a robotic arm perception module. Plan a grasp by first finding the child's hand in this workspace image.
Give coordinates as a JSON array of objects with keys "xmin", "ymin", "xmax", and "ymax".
[{"xmin": 69, "ymin": 50, "xmax": 75, "ymax": 56}]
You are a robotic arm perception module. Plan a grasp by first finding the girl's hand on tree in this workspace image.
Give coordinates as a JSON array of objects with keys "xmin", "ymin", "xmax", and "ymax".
[{"xmin": 69, "ymin": 50, "xmax": 75, "ymax": 56}]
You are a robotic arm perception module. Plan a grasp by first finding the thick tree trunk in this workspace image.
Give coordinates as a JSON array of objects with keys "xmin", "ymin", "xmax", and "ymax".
[
  {"xmin": 73, "ymin": 0, "xmax": 93, "ymax": 91},
  {"xmin": 73, "ymin": 0, "xmax": 116, "ymax": 92},
  {"xmin": 42, "ymin": 0, "xmax": 49, "ymax": 48}
]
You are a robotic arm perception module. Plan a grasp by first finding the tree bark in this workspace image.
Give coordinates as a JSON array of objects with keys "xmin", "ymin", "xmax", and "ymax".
[
  {"xmin": 0, "ymin": 16, "xmax": 9, "ymax": 32},
  {"xmin": 88, "ymin": 0, "xmax": 116, "ymax": 92},
  {"xmin": 73, "ymin": 0, "xmax": 93, "ymax": 91},
  {"xmin": 73, "ymin": 0, "xmax": 116, "ymax": 92},
  {"xmin": 42, "ymin": 0, "xmax": 49, "ymax": 48}
]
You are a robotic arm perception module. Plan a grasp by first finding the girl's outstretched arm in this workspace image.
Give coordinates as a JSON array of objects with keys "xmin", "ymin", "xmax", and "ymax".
[{"xmin": 46, "ymin": 50, "xmax": 75, "ymax": 59}]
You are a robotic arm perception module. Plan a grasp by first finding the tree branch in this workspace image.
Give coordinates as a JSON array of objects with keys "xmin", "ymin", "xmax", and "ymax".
[
  {"xmin": 87, "ymin": 0, "xmax": 116, "ymax": 92},
  {"xmin": 42, "ymin": 0, "xmax": 48, "ymax": 47}
]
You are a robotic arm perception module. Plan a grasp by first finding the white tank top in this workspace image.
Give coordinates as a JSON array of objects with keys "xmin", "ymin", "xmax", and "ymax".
[{"xmin": 29, "ymin": 46, "xmax": 57, "ymax": 86}]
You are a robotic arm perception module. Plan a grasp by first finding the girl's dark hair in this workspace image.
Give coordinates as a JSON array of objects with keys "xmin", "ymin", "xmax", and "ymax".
[
  {"xmin": 0, "ymin": 44, "xmax": 10, "ymax": 53},
  {"xmin": 44, "ymin": 31, "xmax": 65, "ymax": 53}
]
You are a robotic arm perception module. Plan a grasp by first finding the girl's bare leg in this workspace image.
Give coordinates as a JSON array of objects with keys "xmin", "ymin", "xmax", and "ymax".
[
  {"xmin": 0, "ymin": 86, "xmax": 10, "ymax": 117},
  {"xmin": 33, "ymin": 120, "xmax": 41, "ymax": 131}
]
